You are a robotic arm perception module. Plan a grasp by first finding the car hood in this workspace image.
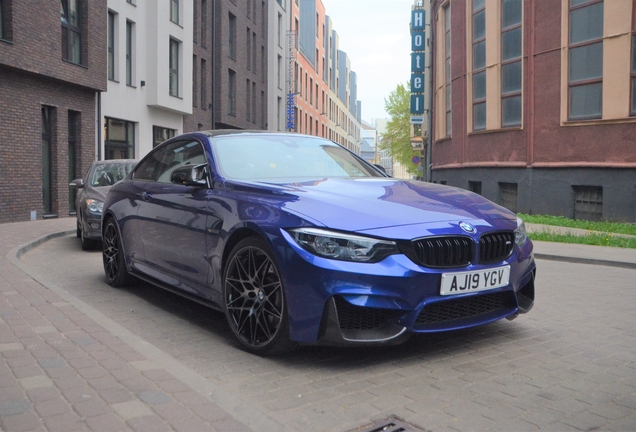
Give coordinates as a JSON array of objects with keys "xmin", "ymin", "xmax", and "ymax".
[
  {"xmin": 227, "ymin": 178, "xmax": 516, "ymax": 234},
  {"xmin": 85, "ymin": 185, "xmax": 112, "ymax": 201}
]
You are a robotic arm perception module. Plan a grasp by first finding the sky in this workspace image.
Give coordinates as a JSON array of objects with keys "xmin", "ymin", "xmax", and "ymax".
[{"xmin": 320, "ymin": 0, "xmax": 416, "ymax": 124}]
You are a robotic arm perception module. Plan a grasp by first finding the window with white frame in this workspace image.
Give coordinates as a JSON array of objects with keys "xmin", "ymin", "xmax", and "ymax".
[
  {"xmin": 501, "ymin": 0, "xmax": 522, "ymax": 127},
  {"xmin": 444, "ymin": 3, "xmax": 452, "ymax": 137},
  {"xmin": 472, "ymin": 0, "xmax": 486, "ymax": 131},
  {"xmin": 107, "ymin": 11, "xmax": 116, "ymax": 80},
  {"xmin": 568, "ymin": 0, "xmax": 603, "ymax": 120},
  {"xmin": 126, "ymin": 20, "xmax": 134, "ymax": 86},
  {"xmin": 169, "ymin": 38, "xmax": 180, "ymax": 97},
  {"xmin": 170, "ymin": 0, "xmax": 179, "ymax": 24}
]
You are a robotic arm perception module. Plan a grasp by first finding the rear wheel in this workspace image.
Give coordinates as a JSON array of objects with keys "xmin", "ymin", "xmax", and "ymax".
[
  {"xmin": 102, "ymin": 219, "xmax": 134, "ymax": 287},
  {"xmin": 223, "ymin": 237, "xmax": 295, "ymax": 356}
]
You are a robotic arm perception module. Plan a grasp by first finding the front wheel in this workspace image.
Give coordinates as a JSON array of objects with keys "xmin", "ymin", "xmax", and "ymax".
[
  {"xmin": 102, "ymin": 219, "xmax": 134, "ymax": 287},
  {"xmin": 223, "ymin": 237, "xmax": 295, "ymax": 356}
]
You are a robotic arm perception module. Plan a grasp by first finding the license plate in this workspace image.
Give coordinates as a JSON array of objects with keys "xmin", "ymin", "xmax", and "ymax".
[{"xmin": 440, "ymin": 265, "xmax": 510, "ymax": 296}]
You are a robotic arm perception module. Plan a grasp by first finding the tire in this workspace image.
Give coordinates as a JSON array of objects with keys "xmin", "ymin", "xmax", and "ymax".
[
  {"xmin": 223, "ymin": 237, "xmax": 295, "ymax": 356},
  {"xmin": 102, "ymin": 218, "xmax": 134, "ymax": 287}
]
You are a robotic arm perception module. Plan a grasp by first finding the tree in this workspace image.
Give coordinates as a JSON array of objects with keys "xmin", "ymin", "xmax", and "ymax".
[{"xmin": 379, "ymin": 83, "xmax": 419, "ymax": 176}]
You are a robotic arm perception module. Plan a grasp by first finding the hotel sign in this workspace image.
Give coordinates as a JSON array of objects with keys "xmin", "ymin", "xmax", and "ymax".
[{"xmin": 410, "ymin": 8, "xmax": 426, "ymax": 118}]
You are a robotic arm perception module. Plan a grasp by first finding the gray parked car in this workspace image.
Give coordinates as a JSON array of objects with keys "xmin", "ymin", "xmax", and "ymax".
[{"xmin": 70, "ymin": 160, "xmax": 137, "ymax": 250}]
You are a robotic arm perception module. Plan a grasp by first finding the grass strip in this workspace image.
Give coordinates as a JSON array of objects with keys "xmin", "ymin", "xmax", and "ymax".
[
  {"xmin": 528, "ymin": 231, "xmax": 636, "ymax": 249},
  {"xmin": 519, "ymin": 213, "xmax": 636, "ymax": 236}
]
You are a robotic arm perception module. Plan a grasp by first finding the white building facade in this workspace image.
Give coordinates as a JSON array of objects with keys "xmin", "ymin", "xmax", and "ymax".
[
  {"xmin": 267, "ymin": 0, "xmax": 290, "ymax": 132},
  {"xmin": 102, "ymin": 0, "xmax": 193, "ymax": 161}
]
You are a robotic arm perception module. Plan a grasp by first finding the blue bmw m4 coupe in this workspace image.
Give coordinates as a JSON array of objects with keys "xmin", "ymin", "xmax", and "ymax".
[{"xmin": 102, "ymin": 131, "xmax": 536, "ymax": 355}]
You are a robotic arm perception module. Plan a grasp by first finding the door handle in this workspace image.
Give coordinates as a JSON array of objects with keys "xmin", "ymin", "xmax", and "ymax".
[{"xmin": 141, "ymin": 191, "xmax": 152, "ymax": 201}]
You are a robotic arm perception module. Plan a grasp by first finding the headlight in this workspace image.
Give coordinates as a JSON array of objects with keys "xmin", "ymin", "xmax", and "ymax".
[
  {"xmin": 86, "ymin": 199, "xmax": 104, "ymax": 213},
  {"xmin": 515, "ymin": 217, "xmax": 528, "ymax": 246},
  {"xmin": 289, "ymin": 228, "xmax": 399, "ymax": 262}
]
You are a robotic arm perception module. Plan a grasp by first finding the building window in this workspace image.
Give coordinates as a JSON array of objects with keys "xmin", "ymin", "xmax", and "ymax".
[
  {"xmin": 252, "ymin": 81, "xmax": 257, "ymax": 123},
  {"xmin": 247, "ymin": 28, "xmax": 251, "ymax": 70},
  {"xmin": 169, "ymin": 38, "xmax": 180, "ymax": 97},
  {"xmin": 68, "ymin": 111, "xmax": 79, "ymax": 213},
  {"xmin": 253, "ymin": 32, "xmax": 257, "ymax": 75},
  {"xmin": 126, "ymin": 20, "xmax": 134, "ymax": 86},
  {"xmin": 61, "ymin": 0, "xmax": 82, "ymax": 64},
  {"xmin": 229, "ymin": 13, "xmax": 236, "ymax": 59},
  {"xmin": 201, "ymin": 0, "xmax": 207, "ymax": 48},
  {"xmin": 246, "ymin": 79, "xmax": 251, "ymax": 120},
  {"xmin": 573, "ymin": 186, "xmax": 603, "ymax": 221},
  {"xmin": 170, "ymin": 0, "xmax": 179, "ymax": 24},
  {"xmin": 499, "ymin": 182, "xmax": 518, "ymax": 213},
  {"xmin": 277, "ymin": 55, "xmax": 282, "ymax": 89},
  {"xmin": 501, "ymin": 0, "xmax": 522, "ymax": 127},
  {"xmin": 0, "ymin": 0, "xmax": 12, "ymax": 41},
  {"xmin": 201, "ymin": 58, "xmax": 207, "ymax": 110},
  {"xmin": 0, "ymin": 0, "xmax": 4, "ymax": 40},
  {"xmin": 468, "ymin": 181, "xmax": 482, "ymax": 195},
  {"xmin": 228, "ymin": 69, "xmax": 236, "ymax": 115},
  {"xmin": 153, "ymin": 126, "xmax": 176, "ymax": 147},
  {"xmin": 472, "ymin": 0, "xmax": 486, "ymax": 131},
  {"xmin": 192, "ymin": 55, "xmax": 198, "ymax": 107},
  {"xmin": 278, "ymin": 13, "xmax": 282, "ymax": 47},
  {"xmin": 42, "ymin": 106, "xmax": 54, "ymax": 215},
  {"xmin": 444, "ymin": 4, "xmax": 451, "ymax": 136},
  {"xmin": 107, "ymin": 11, "xmax": 116, "ymax": 81},
  {"xmin": 568, "ymin": 0, "xmax": 603, "ymax": 120},
  {"xmin": 105, "ymin": 117, "xmax": 135, "ymax": 159}
]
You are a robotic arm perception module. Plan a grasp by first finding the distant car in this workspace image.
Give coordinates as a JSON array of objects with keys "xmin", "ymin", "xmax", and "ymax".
[
  {"xmin": 101, "ymin": 131, "xmax": 536, "ymax": 355},
  {"xmin": 70, "ymin": 160, "xmax": 137, "ymax": 250}
]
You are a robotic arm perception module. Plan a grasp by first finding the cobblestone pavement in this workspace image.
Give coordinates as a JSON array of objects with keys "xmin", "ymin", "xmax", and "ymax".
[{"xmin": 2, "ymin": 218, "xmax": 636, "ymax": 431}]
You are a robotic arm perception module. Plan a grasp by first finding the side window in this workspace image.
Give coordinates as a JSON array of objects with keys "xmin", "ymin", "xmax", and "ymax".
[{"xmin": 134, "ymin": 140, "xmax": 206, "ymax": 183}]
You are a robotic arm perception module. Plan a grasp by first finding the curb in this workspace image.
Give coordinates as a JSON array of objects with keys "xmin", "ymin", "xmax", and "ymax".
[{"xmin": 534, "ymin": 253, "xmax": 636, "ymax": 270}]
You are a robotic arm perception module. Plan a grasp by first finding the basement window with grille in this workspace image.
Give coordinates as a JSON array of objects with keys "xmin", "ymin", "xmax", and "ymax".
[
  {"xmin": 499, "ymin": 182, "xmax": 518, "ymax": 213},
  {"xmin": 573, "ymin": 186, "xmax": 603, "ymax": 221}
]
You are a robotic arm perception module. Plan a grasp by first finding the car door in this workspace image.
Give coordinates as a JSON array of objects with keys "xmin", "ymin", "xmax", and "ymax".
[{"xmin": 133, "ymin": 139, "xmax": 213, "ymax": 296}]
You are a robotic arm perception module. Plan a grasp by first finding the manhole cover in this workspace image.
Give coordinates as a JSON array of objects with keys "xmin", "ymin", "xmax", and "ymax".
[{"xmin": 351, "ymin": 416, "xmax": 429, "ymax": 432}]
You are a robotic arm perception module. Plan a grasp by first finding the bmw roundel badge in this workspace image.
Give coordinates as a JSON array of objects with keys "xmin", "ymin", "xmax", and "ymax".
[{"xmin": 460, "ymin": 222, "xmax": 476, "ymax": 234}]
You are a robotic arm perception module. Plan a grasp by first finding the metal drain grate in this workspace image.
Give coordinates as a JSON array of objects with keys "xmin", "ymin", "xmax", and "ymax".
[{"xmin": 351, "ymin": 416, "xmax": 429, "ymax": 432}]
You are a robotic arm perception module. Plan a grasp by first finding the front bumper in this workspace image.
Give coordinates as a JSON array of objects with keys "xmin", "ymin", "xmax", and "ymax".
[
  {"xmin": 82, "ymin": 214, "xmax": 103, "ymax": 240},
  {"xmin": 274, "ymin": 229, "xmax": 536, "ymax": 345}
]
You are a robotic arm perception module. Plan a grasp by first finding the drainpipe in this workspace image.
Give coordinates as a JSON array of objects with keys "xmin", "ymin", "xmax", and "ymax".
[
  {"xmin": 211, "ymin": 0, "xmax": 216, "ymax": 129},
  {"xmin": 97, "ymin": 91, "xmax": 102, "ymax": 161}
]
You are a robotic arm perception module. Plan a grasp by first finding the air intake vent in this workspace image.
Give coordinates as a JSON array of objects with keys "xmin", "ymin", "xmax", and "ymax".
[
  {"xmin": 334, "ymin": 297, "xmax": 396, "ymax": 331},
  {"xmin": 479, "ymin": 231, "xmax": 514, "ymax": 264},
  {"xmin": 412, "ymin": 236, "xmax": 473, "ymax": 268},
  {"xmin": 415, "ymin": 291, "xmax": 514, "ymax": 328}
]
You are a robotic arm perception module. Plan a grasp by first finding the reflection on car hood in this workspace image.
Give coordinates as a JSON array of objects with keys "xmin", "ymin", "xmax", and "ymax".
[
  {"xmin": 231, "ymin": 178, "xmax": 515, "ymax": 232},
  {"xmin": 85, "ymin": 185, "xmax": 112, "ymax": 201}
]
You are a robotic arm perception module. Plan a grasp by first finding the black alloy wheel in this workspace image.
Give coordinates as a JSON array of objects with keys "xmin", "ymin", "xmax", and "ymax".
[
  {"xmin": 223, "ymin": 237, "xmax": 295, "ymax": 355},
  {"xmin": 102, "ymin": 219, "xmax": 134, "ymax": 287}
]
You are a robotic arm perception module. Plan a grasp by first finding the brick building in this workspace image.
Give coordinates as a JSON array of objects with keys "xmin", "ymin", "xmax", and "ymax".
[
  {"xmin": 431, "ymin": 0, "xmax": 636, "ymax": 222},
  {"xmin": 209, "ymin": 0, "xmax": 269, "ymax": 130},
  {"xmin": 0, "ymin": 0, "xmax": 107, "ymax": 223}
]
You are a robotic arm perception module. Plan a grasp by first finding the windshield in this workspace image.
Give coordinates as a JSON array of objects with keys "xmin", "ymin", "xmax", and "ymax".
[
  {"xmin": 90, "ymin": 162, "xmax": 136, "ymax": 186},
  {"xmin": 211, "ymin": 135, "xmax": 383, "ymax": 181}
]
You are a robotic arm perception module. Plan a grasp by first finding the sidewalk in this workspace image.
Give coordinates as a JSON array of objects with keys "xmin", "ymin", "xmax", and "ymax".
[
  {"xmin": 527, "ymin": 223, "xmax": 636, "ymax": 270},
  {"xmin": 1, "ymin": 217, "xmax": 635, "ymax": 431},
  {"xmin": 0, "ymin": 218, "xmax": 257, "ymax": 432}
]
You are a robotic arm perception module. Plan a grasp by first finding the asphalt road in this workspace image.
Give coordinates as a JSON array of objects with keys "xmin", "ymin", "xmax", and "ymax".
[{"xmin": 20, "ymin": 234, "xmax": 636, "ymax": 431}]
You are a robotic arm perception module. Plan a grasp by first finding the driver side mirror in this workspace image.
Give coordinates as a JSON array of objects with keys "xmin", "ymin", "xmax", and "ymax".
[
  {"xmin": 69, "ymin": 178, "xmax": 84, "ymax": 188},
  {"xmin": 170, "ymin": 163, "xmax": 209, "ymax": 187}
]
